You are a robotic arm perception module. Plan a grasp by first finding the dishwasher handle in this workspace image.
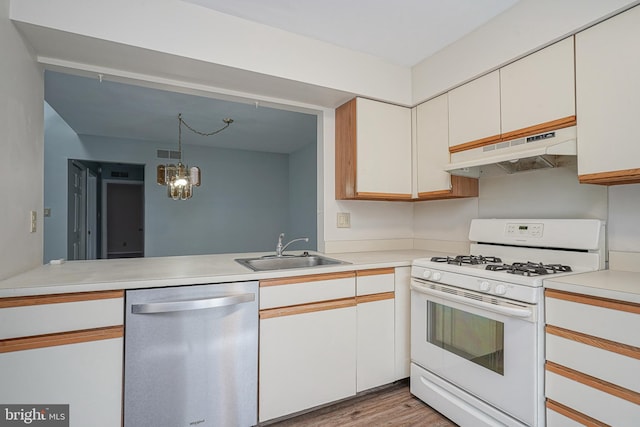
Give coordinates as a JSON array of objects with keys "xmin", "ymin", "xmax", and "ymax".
[{"xmin": 131, "ymin": 292, "xmax": 255, "ymax": 314}]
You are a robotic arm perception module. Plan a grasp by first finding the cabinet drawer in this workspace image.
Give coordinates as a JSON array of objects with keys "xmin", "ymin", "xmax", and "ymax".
[
  {"xmin": 546, "ymin": 369, "xmax": 640, "ymax": 427},
  {"xmin": 0, "ymin": 291, "xmax": 124, "ymax": 340},
  {"xmin": 546, "ymin": 331, "xmax": 640, "ymax": 393},
  {"xmin": 356, "ymin": 268, "xmax": 394, "ymax": 296},
  {"xmin": 545, "ymin": 291, "xmax": 640, "ymax": 347},
  {"xmin": 260, "ymin": 272, "xmax": 355, "ymax": 309}
]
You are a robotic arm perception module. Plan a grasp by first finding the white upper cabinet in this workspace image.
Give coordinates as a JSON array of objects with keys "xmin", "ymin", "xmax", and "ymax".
[
  {"xmin": 500, "ymin": 37, "xmax": 576, "ymax": 136},
  {"xmin": 575, "ymin": 5, "xmax": 640, "ymax": 185},
  {"xmin": 415, "ymin": 94, "xmax": 453, "ymax": 194},
  {"xmin": 335, "ymin": 97, "xmax": 412, "ymax": 200},
  {"xmin": 448, "ymin": 70, "xmax": 501, "ymax": 148}
]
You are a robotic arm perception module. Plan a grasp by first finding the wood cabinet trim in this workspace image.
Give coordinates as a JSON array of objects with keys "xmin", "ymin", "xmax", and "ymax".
[
  {"xmin": 579, "ymin": 168, "xmax": 640, "ymax": 185},
  {"xmin": 449, "ymin": 115, "xmax": 576, "ymax": 154},
  {"xmin": 356, "ymin": 292, "xmax": 395, "ymax": 304},
  {"xmin": 260, "ymin": 271, "xmax": 355, "ymax": 287},
  {"xmin": 545, "ymin": 288, "xmax": 640, "ymax": 314},
  {"xmin": 416, "ymin": 176, "xmax": 479, "ymax": 200},
  {"xmin": 500, "ymin": 115, "xmax": 576, "ymax": 141},
  {"xmin": 546, "ymin": 361, "xmax": 640, "ymax": 405},
  {"xmin": 546, "ymin": 398, "xmax": 609, "ymax": 427},
  {"xmin": 0, "ymin": 326, "xmax": 124, "ymax": 353},
  {"xmin": 0, "ymin": 290, "xmax": 124, "ymax": 309},
  {"xmin": 355, "ymin": 192, "xmax": 413, "ymax": 201},
  {"xmin": 356, "ymin": 268, "xmax": 395, "ymax": 277},
  {"xmin": 449, "ymin": 134, "xmax": 502, "ymax": 153},
  {"xmin": 335, "ymin": 98, "xmax": 358, "ymax": 200},
  {"xmin": 546, "ymin": 325, "xmax": 640, "ymax": 360},
  {"xmin": 259, "ymin": 297, "xmax": 356, "ymax": 319}
]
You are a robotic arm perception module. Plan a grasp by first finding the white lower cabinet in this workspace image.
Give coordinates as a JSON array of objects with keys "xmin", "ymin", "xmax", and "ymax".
[
  {"xmin": 259, "ymin": 302, "xmax": 357, "ymax": 422},
  {"xmin": 544, "ymin": 288, "xmax": 640, "ymax": 426},
  {"xmin": 356, "ymin": 268, "xmax": 396, "ymax": 392},
  {"xmin": 0, "ymin": 290, "xmax": 124, "ymax": 427},
  {"xmin": 0, "ymin": 338, "xmax": 123, "ymax": 427},
  {"xmin": 259, "ymin": 269, "xmax": 401, "ymax": 422}
]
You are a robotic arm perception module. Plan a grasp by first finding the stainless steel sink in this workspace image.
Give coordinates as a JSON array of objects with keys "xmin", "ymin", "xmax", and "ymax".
[{"xmin": 235, "ymin": 254, "xmax": 349, "ymax": 271}]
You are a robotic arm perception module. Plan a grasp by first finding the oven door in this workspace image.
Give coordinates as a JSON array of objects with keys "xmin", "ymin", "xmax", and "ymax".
[{"xmin": 411, "ymin": 278, "xmax": 541, "ymax": 426}]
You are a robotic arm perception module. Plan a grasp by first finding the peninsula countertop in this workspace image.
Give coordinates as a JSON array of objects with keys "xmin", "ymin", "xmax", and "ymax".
[{"xmin": 0, "ymin": 250, "xmax": 442, "ymax": 297}]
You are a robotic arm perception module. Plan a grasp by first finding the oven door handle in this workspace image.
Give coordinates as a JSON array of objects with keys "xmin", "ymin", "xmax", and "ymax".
[{"xmin": 411, "ymin": 281, "xmax": 533, "ymax": 318}]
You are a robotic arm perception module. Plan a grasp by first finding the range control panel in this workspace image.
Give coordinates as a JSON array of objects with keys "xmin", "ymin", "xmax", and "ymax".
[{"xmin": 505, "ymin": 222, "xmax": 544, "ymax": 238}]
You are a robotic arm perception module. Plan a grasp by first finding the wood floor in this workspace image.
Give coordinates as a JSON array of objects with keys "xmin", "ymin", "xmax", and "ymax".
[{"xmin": 263, "ymin": 380, "xmax": 457, "ymax": 427}]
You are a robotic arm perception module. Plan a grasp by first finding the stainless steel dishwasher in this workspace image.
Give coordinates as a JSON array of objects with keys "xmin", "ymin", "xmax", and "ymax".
[{"xmin": 124, "ymin": 281, "xmax": 258, "ymax": 427}]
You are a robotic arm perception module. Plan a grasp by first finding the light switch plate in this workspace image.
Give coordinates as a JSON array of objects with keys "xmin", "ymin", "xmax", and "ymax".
[
  {"xmin": 337, "ymin": 212, "xmax": 351, "ymax": 228},
  {"xmin": 30, "ymin": 210, "xmax": 37, "ymax": 233}
]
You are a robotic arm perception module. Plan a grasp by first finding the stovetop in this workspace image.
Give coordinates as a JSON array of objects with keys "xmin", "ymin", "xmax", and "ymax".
[{"xmin": 429, "ymin": 255, "xmax": 573, "ymax": 277}]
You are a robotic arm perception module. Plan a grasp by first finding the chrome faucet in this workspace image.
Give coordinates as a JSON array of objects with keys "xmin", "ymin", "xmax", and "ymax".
[{"xmin": 275, "ymin": 233, "xmax": 309, "ymax": 257}]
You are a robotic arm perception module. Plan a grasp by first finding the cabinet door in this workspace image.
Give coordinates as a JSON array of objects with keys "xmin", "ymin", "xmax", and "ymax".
[
  {"xmin": 448, "ymin": 71, "xmax": 501, "ymax": 149},
  {"xmin": 357, "ymin": 297, "xmax": 395, "ymax": 392},
  {"xmin": 259, "ymin": 304, "xmax": 357, "ymax": 422},
  {"xmin": 500, "ymin": 37, "xmax": 576, "ymax": 137},
  {"xmin": 356, "ymin": 98, "xmax": 412, "ymax": 197},
  {"xmin": 355, "ymin": 269, "xmax": 395, "ymax": 392},
  {"xmin": 335, "ymin": 98, "xmax": 412, "ymax": 200},
  {"xmin": 576, "ymin": 5, "xmax": 640, "ymax": 184},
  {"xmin": 415, "ymin": 94, "xmax": 452, "ymax": 194},
  {"xmin": 0, "ymin": 338, "xmax": 123, "ymax": 427}
]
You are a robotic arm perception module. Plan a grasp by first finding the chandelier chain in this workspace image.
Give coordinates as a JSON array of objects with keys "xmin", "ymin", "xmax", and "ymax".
[{"xmin": 179, "ymin": 114, "xmax": 233, "ymax": 137}]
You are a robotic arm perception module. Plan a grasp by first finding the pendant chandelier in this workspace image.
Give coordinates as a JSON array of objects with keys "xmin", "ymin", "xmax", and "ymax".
[{"xmin": 157, "ymin": 113, "xmax": 233, "ymax": 200}]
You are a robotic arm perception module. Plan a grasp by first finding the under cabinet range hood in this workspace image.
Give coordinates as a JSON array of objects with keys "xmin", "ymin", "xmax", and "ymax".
[{"xmin": 445, "ymin": 126, "xmax": 577, "ymax": 177}]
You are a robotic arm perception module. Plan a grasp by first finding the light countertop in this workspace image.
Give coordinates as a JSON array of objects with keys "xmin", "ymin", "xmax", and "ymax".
[
  {"xmin": 0, "ymin": 250, "xmax": 440, "ymax": 298},
  {"xmin": 544, "ymin": 269, "xmax": 640, "ymax": 304}
]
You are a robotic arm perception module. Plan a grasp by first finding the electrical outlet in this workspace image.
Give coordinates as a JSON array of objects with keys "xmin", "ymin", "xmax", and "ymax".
[
  {"xmin": 337, "ymin": 212, "xmax": 351, "ymax": 228},
  {"xmin": 30, "ymin": 211, "xmax": 37, "ymax": 233}
]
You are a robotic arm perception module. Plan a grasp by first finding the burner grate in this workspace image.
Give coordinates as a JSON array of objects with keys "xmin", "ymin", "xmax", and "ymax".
[
  {"xmin": 486, "ymin": 262, "xmax": 572, "ymax": 276},
  {"xmin": 430, "ymin": 255, "xmax": 502, "ymax": 265}
]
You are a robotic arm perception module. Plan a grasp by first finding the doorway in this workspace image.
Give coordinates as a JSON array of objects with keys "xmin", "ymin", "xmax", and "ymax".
[
  {"xmin": 66, "ymin": 160, "xmax": 145, "ymax": 260},
  {"xmin": 104, "ymin": 181, "xmax": 144, "ymax": 258}
]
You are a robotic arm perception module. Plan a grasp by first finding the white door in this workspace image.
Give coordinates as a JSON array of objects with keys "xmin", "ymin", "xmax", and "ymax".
[
  {"xmin": 68, "ymin": 161, "xmax": 86, "ymax": 260},
  {"xmin": 86, "ymin": 171, "xmax": 98, "ymax": 260}
]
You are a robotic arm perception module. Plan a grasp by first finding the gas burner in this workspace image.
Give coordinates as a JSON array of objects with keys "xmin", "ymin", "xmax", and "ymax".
[
  {"xmin": 486, "ymin": 262, "xmax": 572, "ymax": 276},
  {"xmin": 430, "ymin": 255, "xmax": 503, "ymax": 265}
]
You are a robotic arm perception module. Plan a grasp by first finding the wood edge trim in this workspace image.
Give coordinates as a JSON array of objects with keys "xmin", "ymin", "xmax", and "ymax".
[
  {"xmin": 259, "ymin": 297, "xmax": 356, "ymax": 319},
  {"xmin": 545, "ymin": 289, "xmax": 640, "ymax": 314},
  {"xmin": 0, "ymin": 290, "xmax": 125, "ymax": 309},
  {"xmin": 449, "ymin": 116, "xmax": 576, "ymax": 154},
  {"xmin": 0, "ymin": 326, "xmax": 124, "ymax": 353},
  {"xmin": 546, "ymin": 399, "xmax": 609, "ymax": 427},
  {"xmin": 356, "ymin": 268, "xmax": 395, "ymax": 277},
  {"xmin": 449, "ymin": 134, "xmax": 502, "ymax": 153},
  {"xmin": 500, "ymin": 115, "xmax": 576, "ymax": 141},
  {"xmin": 579, "ymin": 169, "xmax": 640, "ymax": 186},
  {"xmin": 260, "ymin": 271, "xmax": 355, "ymax": 287},
  {"xmin": 335, "ymin": 98, "xmax": 357, "ymax": 199},
  {"xmin": 546, "ymin": 361, "xmax": 640, "ymax": 405},
  {"xmin": 416, "ymin": 176, "xmax": 479, "ymax": 200},
  {"xmin": 356, "ymin": 292, "xmax": 395, "ymax": 304},
  {"xmin": 546, "ymin": 325, "xmax": 640, "ymax": 360},
  {"xmin": 355, "ymin": 192, "xmax": 413, "ymax": 201}
]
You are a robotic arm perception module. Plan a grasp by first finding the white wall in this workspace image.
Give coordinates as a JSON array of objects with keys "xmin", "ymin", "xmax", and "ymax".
[
  {"xmin": 0, "ymin": 0, "xmax": 43, "ymax": 280},
  {"xmin": 412, "ymin": 0, "xmax": 638, "ymax": 103},
  {"xmin": 608, "ymin": 184, "xmax": 640, "ymax": 252},
  {"xmin": 44, "ymin": 103, "xmax": 317, "ymax": 262},
  {"xmin": 11, "ymin": 0, "xmax": 412, "ymax": 106}
]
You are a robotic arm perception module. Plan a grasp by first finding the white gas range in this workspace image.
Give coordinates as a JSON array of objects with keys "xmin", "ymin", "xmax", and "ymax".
[{"xmin": 410, "ymin": 219, "xmax": 606, "ymax": 427}]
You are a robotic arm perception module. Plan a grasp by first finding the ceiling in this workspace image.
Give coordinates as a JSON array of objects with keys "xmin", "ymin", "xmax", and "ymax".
[
  {"xmin": 184, "ymin": 0, "xmax": 520, "ymax": 67},
  {"xmin": 44, "ymin": 1, "xmax": 519, "ymax": 152},
  {"xmin": 45, "ymin": 71, "xmax": 318, "ymax": 154}
]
